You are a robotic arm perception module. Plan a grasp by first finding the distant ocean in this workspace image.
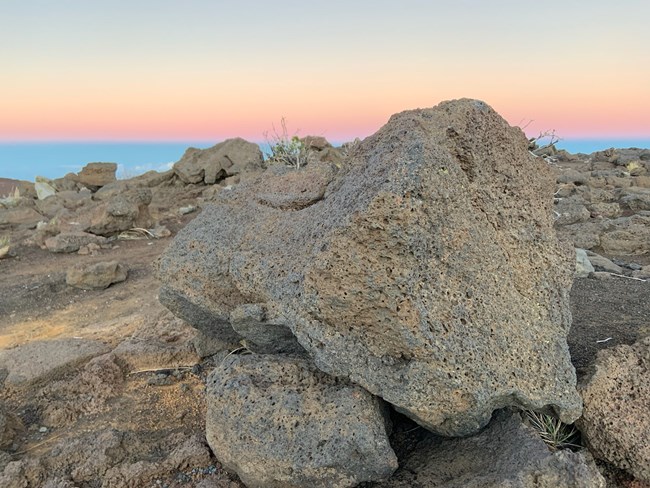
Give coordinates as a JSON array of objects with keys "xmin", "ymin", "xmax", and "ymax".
[{"xmin": 0, "ymin": 139, "xmax": 649, "ymax": 182}]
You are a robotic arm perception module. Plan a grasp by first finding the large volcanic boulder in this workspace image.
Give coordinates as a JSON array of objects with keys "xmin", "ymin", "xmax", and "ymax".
[{"xmin": 158, "ymin": 99, "xmax": 581, "ymax": 436}]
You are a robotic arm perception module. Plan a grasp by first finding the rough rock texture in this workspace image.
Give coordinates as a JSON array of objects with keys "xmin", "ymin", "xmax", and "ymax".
[
  {"xmin": 77, "ymin": 162, "xmax": 117, "ymax": 188},
  {"xmin": 600, "ymin": 215, "xmax": 650, "ymax": 255},
  {"xmin": 0, "ymin": 430, "xmax": 213, "ymax": 488},
  {"xmin": 0, "ymin": 404, "xmax": 23, "ymax": 449},
  {"xmin": 45, "ymin": 231, "xmax": 108, "ymax": 253},
  {"xmin": 159, "ymin": 99, "xmax": 582, "ymax": 436},
  {"xmin": 66, "ymin": 261, "xmax": 128, "ymax": 290},
  {"xmin": 111, "ymin": 310, "xmax": 199, "ymax": 371},
  {"xmin": 578, "ymin": 337, "xmax": 650, "ymax": 481},
  {"xmin": 0, "ymin": 338, "xmax": 110, "ymax": 386},
  {"xmin": 379, "ymin": 410, "xmax": 605, "ymax": 488},
  {"xmin": 206, "ymin": 354, "xmax": 397, "ymax": 488},
  {"xmin": 174, "ymin": 138, "xmax": 264, "ymax": 185},
  {"xmin": 0, "ymin": 207, "xmax": 43, "ymax": 229},
  {"xmin": 86, "ymin": 188, "xmax": 153, "ymax": 236}
]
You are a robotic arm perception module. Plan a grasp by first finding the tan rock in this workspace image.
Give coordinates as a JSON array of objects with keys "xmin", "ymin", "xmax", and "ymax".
[
  {"xmin": 206, "ymin": 354, "xmax": 397, "ymax": 487},
  {"xmin": 578, "ymin": 337, "xmax": 650, "ymax": 481},
  {"xmin": 77, "ymin": 162, "xmax": 117, "ymax": 188},
  {"xmin": 0, "ymin": 207, "xmax": 43, "ymax": 229},
  {"xmin": 66, "ymin": 261, "xmax": 128, "ymax": 289},
  {"xmin": 174, "ymin": 138, "xmax": 264, "ymax": 185}
]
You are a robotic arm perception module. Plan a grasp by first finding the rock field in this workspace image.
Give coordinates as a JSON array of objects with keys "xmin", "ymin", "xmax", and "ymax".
[{"xmin": 0, "ymin": 99, "xmax": 648, "ymax": 487}]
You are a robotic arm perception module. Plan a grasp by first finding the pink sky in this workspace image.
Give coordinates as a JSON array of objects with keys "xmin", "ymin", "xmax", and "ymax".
[{"xmin": 1, "ymin": 1, "xmax": 649, "ymax": 142}]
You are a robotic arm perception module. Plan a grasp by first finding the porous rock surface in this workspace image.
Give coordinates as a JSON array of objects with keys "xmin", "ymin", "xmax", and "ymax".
[
  {"xmin": 206, "ymin": 354, "xmax": 397, "ymax": 488},
  {"xmin": 379, "ymin": 410, "xmax": 605, "ymax": 488},
  {"xmin": 159, "ymin": 99, "xmax": 582, "ymax": 436},
  {"xmin": 577, "ymin": 336, "xmax": 650, "ymax": 481}
]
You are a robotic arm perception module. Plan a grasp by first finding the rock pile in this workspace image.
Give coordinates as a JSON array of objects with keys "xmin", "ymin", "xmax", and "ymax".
[
  {"xmin": 2, "ymin": 100, "xmax": 648, "ymax": 487},
  {"xmin": 0, "ymin": 139, "xmax": 270, "ymax": 251},
  {"xmin": 551, "ymin": 147, "xmax": 650, "ymax": 256},
  {"xmin": 158, "ymin": 99, "xmax": 589, "ymax": 485}
]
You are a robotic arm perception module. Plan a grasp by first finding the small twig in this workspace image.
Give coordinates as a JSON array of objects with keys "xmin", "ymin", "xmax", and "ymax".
[
  {"xmin": 127, "ymin": 366, "xmax": 194, "ymax": 376},
  {"xmin": 15, "ymin": 433, "xmax": 65, "ymax": 455},
  {"xmin": 221, "ymin": 345, "xmax": 253, "ymax": 365},
  {"xmin": 117, "ymin": 228, "xmax": 156, "ymax": 240},
  {"xmin": 605, "ymin": 273, "xmax": 647, "ymax": 282}
]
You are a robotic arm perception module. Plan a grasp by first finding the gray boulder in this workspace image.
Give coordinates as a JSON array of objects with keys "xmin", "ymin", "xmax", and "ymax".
[
  {"xmin": 159, "ymin": 99, "xmax": 582, "ymax": 436},
  {"xmin": 578, "ymin": 336, "xmax": 650, "ymax": 481},
  {"xmin": 174, "ymin": 138, "xmax": 264, "ymax": 185},
  {"xmin": 379, "ymin": 410, "xmax": 605, "ymax": 488},
  {"xmin": 206, "ymin": 354, "xmax": 397, "ymax": 487},
  {"xmin": 66, "ymin": 261, "xmax": 128, "ymax": 290}
]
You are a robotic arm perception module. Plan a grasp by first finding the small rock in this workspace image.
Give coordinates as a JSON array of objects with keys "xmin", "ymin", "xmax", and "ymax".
[
  {"xmin": 590, "ymin": 271, "xmax": 615, "ymax": 280},
  {"xmin": 45, "ymin": 231, "xmax": 107, "ymax": 253},
  {"xmin": 586, "ymin": 251, "xmax": 624, "ymax": 274},
  {"xmin": 66, "ymin": 261, "xmax": 128, "ymax": 290},
  {"xmin": 35, "ymin": 177, "xmax": 56, "ymax": 200},
  {"xmin": 178, "ymin": 205, "xmax": 197, "ymax": 215},
  {"xmin": 575, "ymin": 249, "xmax": 594, "ymax": 278},
  {"xmin": 632, "ymin": 267, "xmax": 650, "ymax": 280},
  {"xmin": 151, "ymin": 225, "xmax": 172, "ymax": 238},
  {"xmin": 39, "ymin": 426, "xmax": 48, "ymax": 433}
]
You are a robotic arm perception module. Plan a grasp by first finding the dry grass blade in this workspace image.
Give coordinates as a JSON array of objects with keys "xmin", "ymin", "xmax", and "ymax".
[
  {"xmin": 117, "ymin": 227, "xmax": 156, "ymax": 240},
  {"xmin": 525, "ymin": 410, "xmax": 581, "ymax": 450}
]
